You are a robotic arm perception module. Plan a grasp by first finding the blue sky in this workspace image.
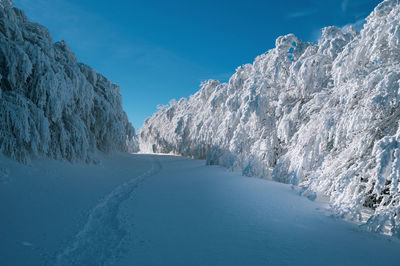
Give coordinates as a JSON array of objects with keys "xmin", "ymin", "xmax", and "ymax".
[{"xmin": 14, "ymin": 0, "xmax": 382, "ymax": 129}]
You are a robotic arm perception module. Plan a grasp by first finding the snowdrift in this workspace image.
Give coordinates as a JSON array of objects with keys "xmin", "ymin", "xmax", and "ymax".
[
  {"xmin": 0, "ymin": 0, "xmax": 135, "ymax": 163},
  {"xmin": 138, "ymin": 0, "xmax": 400, "ymax": 236}
]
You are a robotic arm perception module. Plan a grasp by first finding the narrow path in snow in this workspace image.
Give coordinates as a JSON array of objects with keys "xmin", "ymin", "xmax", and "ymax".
[{"xmin": 54, "ymin": 157, "xmax": 162, "ymax": 266}]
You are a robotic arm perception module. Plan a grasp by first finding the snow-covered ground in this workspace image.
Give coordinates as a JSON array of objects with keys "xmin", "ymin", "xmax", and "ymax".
[
  {"xmin": 1, "ymin": 154, "xmax": 400, "ymax": 266},
  {"xmin": 0, "ymin": 153, "xmax": 155, "ymax": 265}
]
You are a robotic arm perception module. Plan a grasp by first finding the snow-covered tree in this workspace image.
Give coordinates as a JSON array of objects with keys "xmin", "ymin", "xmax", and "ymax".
[
  {"xmin": 138, "ymin": 0, "xmax": 400, "ymax": 236},
  {"xmin": 0, "ymin": 0, "xmax": 135, "ymax": 163}
]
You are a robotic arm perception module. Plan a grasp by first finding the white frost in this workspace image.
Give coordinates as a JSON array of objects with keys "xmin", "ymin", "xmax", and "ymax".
[
  {"xmin": 138, "ymin": 0, "xmax": 400, "ymax": 236},
  {"xmin": 0, "ymin": 0, "xmax": 135, "ymax": 163}
]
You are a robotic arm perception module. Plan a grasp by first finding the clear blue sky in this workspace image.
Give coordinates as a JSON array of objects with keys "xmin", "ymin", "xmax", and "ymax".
[{"xmin": 14, "ymin": 0, "xmax": 381, "ymax": 130}]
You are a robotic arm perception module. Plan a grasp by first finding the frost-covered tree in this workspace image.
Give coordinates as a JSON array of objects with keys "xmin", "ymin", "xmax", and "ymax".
[
  {"xmin": 138, "ymin": 0, "xmax": 400, "ymax": 236},
  {"xmin": 0, "ymin": 0, "xmax": 135, "ymax": 163}
]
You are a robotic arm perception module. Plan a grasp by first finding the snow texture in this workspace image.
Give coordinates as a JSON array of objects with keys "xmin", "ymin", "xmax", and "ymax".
[
  {"xmin": 55, "ymin": 159, "xmax": 161, "ymax": 266},
  {"xmin": 0, "ymin": 0, "xmax": 135, "ymax": 164},
  {"xmin": 138, "ymin": 0, "xmax": 400, "ymax": 236},
  {"xmin": 1, "ymin": 154, "xmax": 400, "ymax": 266}
]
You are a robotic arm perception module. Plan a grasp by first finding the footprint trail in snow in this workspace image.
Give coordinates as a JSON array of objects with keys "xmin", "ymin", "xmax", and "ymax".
[{"xmin": 54, "ymin": 158, "xmax": 162, "ymax": 266}]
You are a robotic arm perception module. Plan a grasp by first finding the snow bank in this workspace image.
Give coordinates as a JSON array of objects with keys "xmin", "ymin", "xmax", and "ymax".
[
  {"xmin": 0, "ymin": 0, "xmax": 135, "ymax": 163},
  {"xmin": 138, "ymin": 0, "xmax": 400, "ymax": 236}
]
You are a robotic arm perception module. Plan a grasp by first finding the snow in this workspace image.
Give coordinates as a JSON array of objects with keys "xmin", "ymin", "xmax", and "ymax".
[
  {"xmin": 0, "ymin": 153, "xmax": 155, "ymax": 265},
  {"xmin": 0, "ymin": 0, "xmax": 135, "ymax": 164},
  {"xmin": 1, "ymin": 154, "xmax": 400, "ymax": 266},
  {"xmin": 138, "ymin": 0, "xmax": 400, "ymax": 236},
  {"xmin": 1, "ymin": 0, "xmax": 400, "ymax": 264}
]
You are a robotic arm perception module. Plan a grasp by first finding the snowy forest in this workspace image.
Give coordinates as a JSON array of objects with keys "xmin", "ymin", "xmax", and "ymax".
[
  {"xmin": 1, "ymin": 0, "xmax": 400, "ymax": 246},
  {"xmin": 138, "ymin": 0, "xmax": 400, "ymax": 236},
  {"xmin": 0, "ymin": 0, "xmax": 135, "ymax": 164}
]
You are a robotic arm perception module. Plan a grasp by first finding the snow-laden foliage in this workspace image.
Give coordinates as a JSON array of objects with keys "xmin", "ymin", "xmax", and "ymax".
[
  {"xmin": 0, "ymin": 1, "xmax": 135, "ymax": 163},
  {"xmin": 138, "ymin": 0, "xmax": 400, "ymax": 236}
]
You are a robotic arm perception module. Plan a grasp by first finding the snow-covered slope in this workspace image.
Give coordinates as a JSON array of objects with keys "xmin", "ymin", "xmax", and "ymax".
[
  {"xmin": 2, "ymin": 154, "xmax": 400, "ymax": 266},
  {"xmin": 0, "ymin": 0, "xmax": 135, "ymax": 163},
  {"xmin": 138, "ymin": 0, "xmax": 400, "ymax": 236}
]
